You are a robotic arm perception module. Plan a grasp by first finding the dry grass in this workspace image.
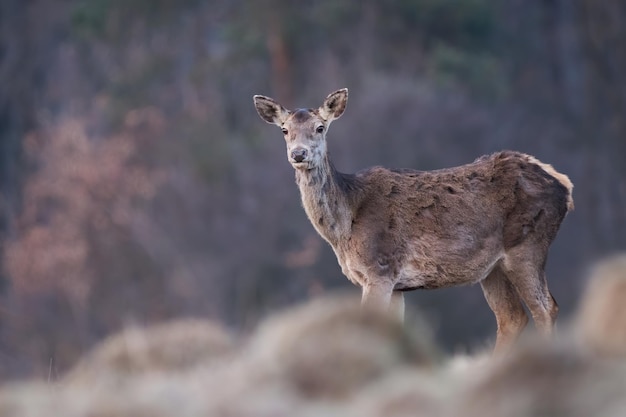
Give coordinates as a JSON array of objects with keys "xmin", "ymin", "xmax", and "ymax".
[
  {"xmin": 450, "ymin": 336, "xmax": 626, "ymax": 417},
  {"xmin": 2, "ymin": 256, "xmax": 626, "ymax": 416},
  {"xmin": 64, "ymin": 318, "xmax": 235, "ymax": 384},
  {"xmin": 575, "ymin": 254, "xmax": 626, "ymax": 357},
  {"xmin": 243, "ymin": 295, "xmax": 439, "ymax": 398}
]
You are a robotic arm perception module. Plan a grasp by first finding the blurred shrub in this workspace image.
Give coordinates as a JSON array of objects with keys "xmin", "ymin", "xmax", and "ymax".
[
  {"xmin": 2, "ymin": 115, "xmax": 168, "ymax": 374},
  {"xmin": 5, "ymin": 117, "xmax": 164, "ymax": 306}
]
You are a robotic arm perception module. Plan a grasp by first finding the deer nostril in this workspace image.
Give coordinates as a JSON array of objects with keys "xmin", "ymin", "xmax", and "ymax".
[{"xmin": 291, "ymin": 149, "xmax": 307, "ymax": 163}]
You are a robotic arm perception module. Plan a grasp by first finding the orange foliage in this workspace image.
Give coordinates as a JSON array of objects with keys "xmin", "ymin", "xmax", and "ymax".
[{"xmin": 4, "ymin": 115, "xmax": 165, "ymax": 309}]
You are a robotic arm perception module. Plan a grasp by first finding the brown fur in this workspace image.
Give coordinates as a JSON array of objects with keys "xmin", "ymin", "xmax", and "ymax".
[{"xmin": 253, "ymin": 89, "xmax": 573, "ymax": 352}]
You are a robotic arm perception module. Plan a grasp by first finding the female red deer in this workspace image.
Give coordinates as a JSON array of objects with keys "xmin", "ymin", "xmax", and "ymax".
[{"xmin": 253, "ymin": 88, "xmax": 573, "ymax": 352}]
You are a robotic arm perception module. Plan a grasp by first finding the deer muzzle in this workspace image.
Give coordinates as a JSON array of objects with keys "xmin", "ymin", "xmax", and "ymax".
[{"xmin": 291, "ymin": 148, "xmax": 308, "ymax": 163}]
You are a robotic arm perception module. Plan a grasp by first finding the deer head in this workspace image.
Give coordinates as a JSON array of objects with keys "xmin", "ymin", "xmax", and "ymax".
[{"xmin": 253, "ymin": 88, "xmax": 348, "ymax": 170}]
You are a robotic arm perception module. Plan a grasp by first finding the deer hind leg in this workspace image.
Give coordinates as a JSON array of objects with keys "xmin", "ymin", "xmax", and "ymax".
[
  {"xmin": 481, "ymin": 266, "xmax": 529, "ymax": 354},
  {"xmin": 502, "ymin": 246, "xmax": 559, "ymax": 337}
]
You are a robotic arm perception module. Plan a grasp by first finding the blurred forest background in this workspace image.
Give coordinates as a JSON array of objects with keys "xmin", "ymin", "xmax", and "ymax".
[{"xmin": 0, "ymin": 0, "xmax": 625, "ymax": 380}]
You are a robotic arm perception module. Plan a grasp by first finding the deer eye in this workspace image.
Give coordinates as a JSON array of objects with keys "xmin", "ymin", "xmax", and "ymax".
[
  {"xmin": 281, "ymin": 128, "xmax": 288, "ymax": 135},
  {"xmin": 316, "ymin": 125, "xmax": 324, "ymax": 134}
]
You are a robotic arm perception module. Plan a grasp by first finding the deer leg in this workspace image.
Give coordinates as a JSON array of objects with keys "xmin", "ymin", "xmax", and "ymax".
[
  {"xmin": 361, "ymin": 281, "xmax": 394, "ymax": 313},
  {"xmin": 502, "ymin": 249, "xmax": 559, "ymax": 337},
  {"xmin": 389, "ymin": 290, "xmax": 405, "ymax": 322},
  {"xmin": 481, "ymin": 266, "xmax": 529, "ymax": 354}
]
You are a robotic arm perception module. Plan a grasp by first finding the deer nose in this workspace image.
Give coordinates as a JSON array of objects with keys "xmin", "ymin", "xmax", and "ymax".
[{"xmin": 291, "ymin": 148, "xmax": 307, "ymax": 163}]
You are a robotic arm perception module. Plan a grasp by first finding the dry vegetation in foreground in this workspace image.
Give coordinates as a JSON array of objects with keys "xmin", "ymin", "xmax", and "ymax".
[{"xmin": 1, "ymin": 255, "xmax": 626, "ymax": 417}]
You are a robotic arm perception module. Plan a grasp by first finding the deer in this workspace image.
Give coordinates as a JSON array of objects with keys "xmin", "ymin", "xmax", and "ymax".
[{"xmin": 253, "ymin": 88, "xmax": 574, "ymax": 353}]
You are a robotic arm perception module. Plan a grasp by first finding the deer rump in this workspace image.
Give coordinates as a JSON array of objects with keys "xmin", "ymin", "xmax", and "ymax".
[{"xmin": 337, "ymin": 151, "xmax": 572, "ymax": 291}]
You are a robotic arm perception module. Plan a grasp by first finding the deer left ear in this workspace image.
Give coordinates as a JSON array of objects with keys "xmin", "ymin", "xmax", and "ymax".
[{"xmin": 319, "ymin": 88, "xmax": 348, "ymax": 122}]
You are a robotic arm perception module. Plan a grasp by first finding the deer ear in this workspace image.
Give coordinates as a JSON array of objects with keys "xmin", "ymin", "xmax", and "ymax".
[
  {"xmin": 253, "ymin": 95, "xmax": 290, "ymax": 126},
  {"xmin": 319, "ymin": 88, "xmax": 348, "ymax": 122}
]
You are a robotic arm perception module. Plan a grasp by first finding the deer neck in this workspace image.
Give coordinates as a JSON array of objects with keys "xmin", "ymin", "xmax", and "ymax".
[{"xmin": 295, "ymin": 156, "xmax": 356, "ymax": 246}]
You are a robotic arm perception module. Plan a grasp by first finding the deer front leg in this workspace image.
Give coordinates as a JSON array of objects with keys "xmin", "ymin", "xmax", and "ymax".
[
  {"xmin": 390, "ymin": 290, "xmax": 405, "ymax": 322},
  {"xmin": 361, "ymin": 281, "xmax": 397, "ymax": 316}
]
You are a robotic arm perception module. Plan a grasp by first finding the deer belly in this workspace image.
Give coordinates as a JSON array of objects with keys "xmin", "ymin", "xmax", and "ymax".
[{"xmin": 395, "ymin": 237, "xmax": 503, "ymax": 290}]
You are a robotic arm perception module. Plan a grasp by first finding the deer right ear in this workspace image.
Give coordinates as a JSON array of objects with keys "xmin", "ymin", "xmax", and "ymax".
[{"xmin": 253, "ymin": 95, "xmax": 290, "ymax": 126}]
